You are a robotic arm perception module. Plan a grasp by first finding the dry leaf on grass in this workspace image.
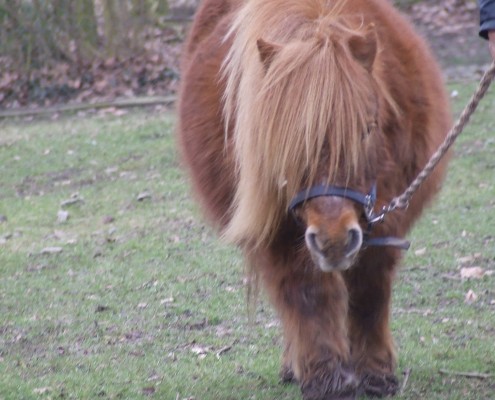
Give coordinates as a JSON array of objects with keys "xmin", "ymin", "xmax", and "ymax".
[
  {"xmin": 137, "ymin": 191, "xmax": 152, "ymax": 201},
  {"xmin": 465, "ymin": 289, "xmax": 478, "ymax": 304},
  {"xmin": 414, "ymin": 247, "xmax": 426, "ymax": 256},
  {"xmin": 33, "ymin": 387, "xmax": 52, "ymax": 395},
  {"xmin": 160, "ymin": 297, "xmax": 174, "ymax": 305},
  {"xmin": 60, "ymin": 193, "xmax": 84, "ymax": 207},
  {"xmin": 460, "ymin": 267, "xmax": 485, "ymax": 279},
  {"xmin": 57, "ymin": 210, "xmax": 69, "ymax": 223},
  {"xmin": 190, "ymin": 345, "xmax": 210, "ymax": 358},
  {"xmin": 40, "ymin": 247, "xmax": 63, "ymax": 254}
]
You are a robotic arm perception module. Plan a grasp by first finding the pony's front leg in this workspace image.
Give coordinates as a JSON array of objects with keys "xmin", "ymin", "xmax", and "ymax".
[
  {"xmin": 259, "ymin": 251, "xmax": 358, "ymax": 400},
  {"xmin": 344, "ymin": 248, "xmax": 400, "ymax": 397}
]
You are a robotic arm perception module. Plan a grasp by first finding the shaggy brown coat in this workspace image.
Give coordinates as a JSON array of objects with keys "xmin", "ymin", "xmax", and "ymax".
[{"xmin": 178, "ymin": 0, "xmax": 451, "ymax": 398}]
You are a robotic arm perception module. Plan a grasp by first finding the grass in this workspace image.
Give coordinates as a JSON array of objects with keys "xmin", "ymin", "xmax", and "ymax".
[
  {"xmin": 392, "ymin": 0, "xmax": 422, "ymax": 8},
  {"xmin": 1, "ymin": 78, "xmax": 494, "ymax": 400}
]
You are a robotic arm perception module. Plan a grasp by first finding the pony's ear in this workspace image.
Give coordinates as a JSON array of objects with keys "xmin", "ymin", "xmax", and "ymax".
[
  {"xmin": 348, "ymin": 24, "xmax": 377, "ymax": 72},
  {"xmin": 257, "ymin": 38, "xmax": 281, "ymax": 71}
]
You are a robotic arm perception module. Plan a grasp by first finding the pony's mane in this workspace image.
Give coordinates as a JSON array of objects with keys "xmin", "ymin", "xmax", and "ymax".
[{"xmin": 222, "ymin": 0, "xmax": 388, "ymax": 246}]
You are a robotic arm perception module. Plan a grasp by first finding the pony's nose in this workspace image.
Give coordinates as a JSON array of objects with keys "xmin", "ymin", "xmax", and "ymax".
[
  {"xmin": 305, "ymin": 224, "xmax": 363, "ymax": 271},
  {"xmin": 305, "ymin": 225, "xmax": 363, "ymax": 257}
]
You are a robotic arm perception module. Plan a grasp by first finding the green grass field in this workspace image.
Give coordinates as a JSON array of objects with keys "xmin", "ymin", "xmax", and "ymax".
[{"xmin": 1, "ymin": 78, "xmax": 494, "ymax": 400}]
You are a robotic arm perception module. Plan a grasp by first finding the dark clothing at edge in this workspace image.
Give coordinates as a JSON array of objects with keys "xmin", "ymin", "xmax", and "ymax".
[{"xmin": 479, "ymin": 0, "xmax": 495, "ymax": 38}]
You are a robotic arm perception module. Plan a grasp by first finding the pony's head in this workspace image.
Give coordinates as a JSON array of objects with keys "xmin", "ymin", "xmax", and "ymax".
[{"xmin": 223, "ymin": 0, "xmax": 395, "ymax": 271}]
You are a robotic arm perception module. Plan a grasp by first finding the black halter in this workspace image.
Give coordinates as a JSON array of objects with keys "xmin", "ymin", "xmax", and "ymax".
[{"xmin": 288, "ymin": 183, "xmax": 410, "ymax": 250}]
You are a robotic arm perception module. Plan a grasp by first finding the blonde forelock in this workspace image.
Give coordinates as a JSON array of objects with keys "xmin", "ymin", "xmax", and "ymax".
[{"xmin": 222, "ymin": 0, "xmax": 388, "ymax": 246}]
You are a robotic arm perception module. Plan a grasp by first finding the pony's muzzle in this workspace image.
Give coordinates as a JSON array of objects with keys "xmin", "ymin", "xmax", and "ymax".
[{"xmin": 305, "ymin": 223, "xmax": 363, "ymax": 272}]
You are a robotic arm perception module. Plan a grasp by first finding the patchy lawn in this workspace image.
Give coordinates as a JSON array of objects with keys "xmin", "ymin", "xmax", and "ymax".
[{"xmin": 0, "ymin": 78, "xmax": 494, "ymax": 399}]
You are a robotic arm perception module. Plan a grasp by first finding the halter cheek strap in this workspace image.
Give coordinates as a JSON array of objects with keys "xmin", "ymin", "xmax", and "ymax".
[
  {"xmin": 288, "ymin": 183, "xmax": 410, "ymax": 250},
  {"xmin": 364, "ymin": 236, "xmax": 410, "ymax": 250}
]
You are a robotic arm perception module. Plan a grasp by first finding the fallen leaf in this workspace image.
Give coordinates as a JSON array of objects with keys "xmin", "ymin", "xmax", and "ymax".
[
  {"xmin": 191, "ymin": 345, "xmax": 209, "ymax": 356},
  {"xmin": 33, "ymin": 387, "xmax": 52, "ymax": 395},
  {"xmin": 60, "ymin": 193, "xmax": 84, "ymax": 207},
  {"xmin": 414, "ymin": 248, "xmax": 426, "ymax": 256},
  {"xmin": 160, "ymin": 297, "xmax": 174, "ymax": 305},
  {"xmin": 460, "ymin": 267, "xmax": 485, "ymax": 279},
  {"xmin": 40, "ymin": 247, "xmax": 63, "ymax": 255},
  {"xmin": 57, "ymin": 210, "xmax": 70, "ymax": 223},
  {"xmin": 465, "ymin": 289, "xmax": 477, "ymax": 304},
  {"xmin": 137, "ymin": 191, "xmax": 152, "ymax": 201}
]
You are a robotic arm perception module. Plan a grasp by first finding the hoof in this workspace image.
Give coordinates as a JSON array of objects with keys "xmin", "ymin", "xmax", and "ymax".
[
  {"xmin": 359, "ymin": 373, "xmax": 399, "ymax": 398},
  {"xmin": 301, "ymin": 364, "xmax": 358, "ymax": 400}
]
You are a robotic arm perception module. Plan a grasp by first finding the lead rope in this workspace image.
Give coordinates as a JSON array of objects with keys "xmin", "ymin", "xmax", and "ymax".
[{"xmin": 378, "ymin": 61, "xmax": 495, "ymax": 218}]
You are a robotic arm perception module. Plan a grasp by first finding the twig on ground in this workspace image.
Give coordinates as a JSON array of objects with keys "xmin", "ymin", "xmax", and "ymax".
[
  {"xmin": 400, "ymin": 368, "xmax": 412, "ymax": 395},
  {"xmin": 439, "ymin": 369, "xmax": 494, "ymax": 379},
  {"xmin": 216, "ymin": 345, "xmax": 233, "ymax": 359}
]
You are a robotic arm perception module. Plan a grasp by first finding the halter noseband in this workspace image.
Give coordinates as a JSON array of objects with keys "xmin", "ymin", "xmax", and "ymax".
[{"xmin": 288, "ymin": 183, "xmax": 410, "ymax": 250}]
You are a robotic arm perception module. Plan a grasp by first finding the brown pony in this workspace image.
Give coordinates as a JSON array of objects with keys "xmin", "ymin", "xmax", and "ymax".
[{"xmin": 178, "ymin": 0, "xmax": 451, "ymax": 398}]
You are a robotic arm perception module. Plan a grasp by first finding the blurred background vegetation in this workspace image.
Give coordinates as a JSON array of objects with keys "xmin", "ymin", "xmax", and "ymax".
[
  {"xmin": 0, "ymin": 0, "xmax": 482, "ymax": 110},
  {"xmin": 0, "ymin": 0, "xmax": 179, "ymax": 71},
  {"xmin": 0, "ymin": 0, "xmax": 444, "ymax": 73}
]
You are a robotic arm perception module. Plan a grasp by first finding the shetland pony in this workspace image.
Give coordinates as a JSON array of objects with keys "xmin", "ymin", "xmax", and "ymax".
[{"xmin": 178, "ymin": 0, "xmax": 451, "ymax": 398}]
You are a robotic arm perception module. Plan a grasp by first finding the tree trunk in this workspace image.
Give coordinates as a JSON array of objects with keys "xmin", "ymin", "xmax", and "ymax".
[
  {"xmin": 102, "ymin": 0, "xmax": 131, "ymax": 58},
  {"xmin": 74, "ymin": 0, "xmax": 100, "ymax": 60}
]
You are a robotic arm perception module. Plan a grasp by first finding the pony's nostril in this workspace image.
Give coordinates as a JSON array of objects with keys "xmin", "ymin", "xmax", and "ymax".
[
  {"xmin": 306, "ymin": 231, "xmax": 320, "ymax": 251},
  {"xmin": 345, "ymin": 227, "xmax": 363, "ymax": 257},
  {"xmin": 305, "ymin": 228, "xmax": 324, "ymax": 254}
]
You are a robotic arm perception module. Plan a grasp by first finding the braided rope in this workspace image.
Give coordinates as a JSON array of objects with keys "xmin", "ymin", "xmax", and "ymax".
[{"xmin": 385, "ymin": 61, "xmax": 495, "ymax": 214}]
